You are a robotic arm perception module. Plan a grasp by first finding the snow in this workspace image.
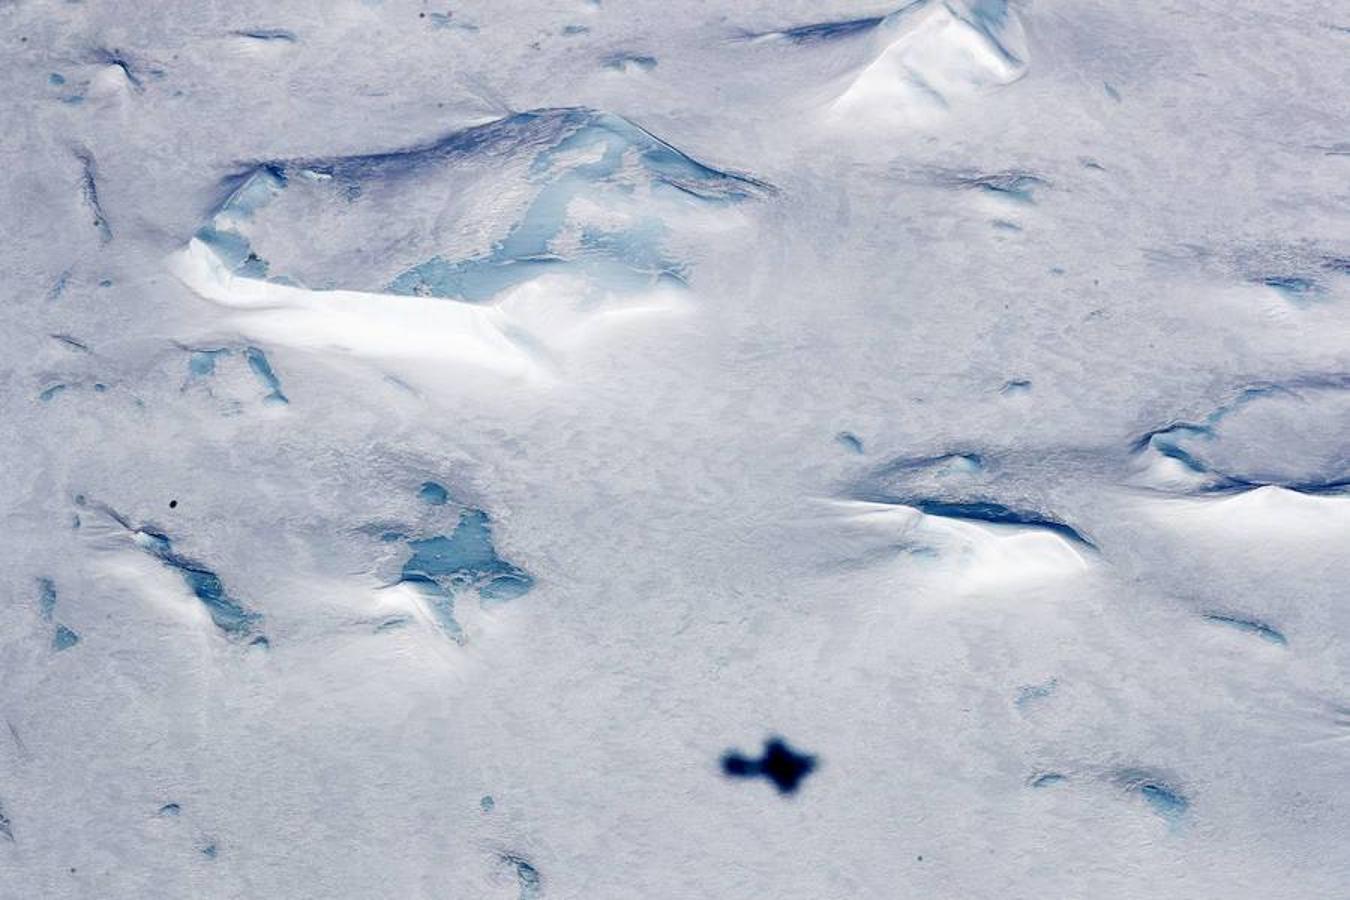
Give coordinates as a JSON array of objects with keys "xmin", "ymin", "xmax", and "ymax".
[{"xmin": 2, "ymin": 0, "xmax": 1348, "ymax": 897}]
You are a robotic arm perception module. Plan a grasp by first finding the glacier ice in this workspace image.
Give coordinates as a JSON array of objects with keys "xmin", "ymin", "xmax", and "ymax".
[{"xmin": 3, "ymin": 0, "xmax": 1349, "ymax": 897}]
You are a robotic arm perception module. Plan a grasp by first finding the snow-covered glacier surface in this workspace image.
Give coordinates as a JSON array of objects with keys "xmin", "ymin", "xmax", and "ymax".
[{"xmin": 3, "ymin": 1, "xmax": 1349, "ymax": 896}]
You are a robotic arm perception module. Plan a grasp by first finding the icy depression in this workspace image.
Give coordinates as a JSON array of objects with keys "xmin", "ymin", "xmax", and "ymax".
[{"xmin": 2, "ymin": 0, "xmax": 1349, "ymax": 897}]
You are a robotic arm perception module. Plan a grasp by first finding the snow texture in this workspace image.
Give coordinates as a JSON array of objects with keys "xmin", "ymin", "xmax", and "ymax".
[{"xmin": 2, "ymin": 0, "xmax": 1349, "ymax": 897}]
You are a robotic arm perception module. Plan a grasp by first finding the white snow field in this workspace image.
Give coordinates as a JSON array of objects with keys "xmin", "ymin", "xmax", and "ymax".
[{"xmin": 2, "ymin": 1, "xmax": 1349, "ymax": 897}]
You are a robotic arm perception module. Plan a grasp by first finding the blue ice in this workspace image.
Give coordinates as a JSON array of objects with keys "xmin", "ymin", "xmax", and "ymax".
[
  {"xmin": 418, "ymin": 482, "xmax": 449, "ymax": 505},
  {"xmin": 188, "ymin": 348, "xmax": 228, "ymax": 377},
  {"xmin": 1117, "ymin": 770, "xmax": 1188, "ymax": 824},
  {"xmin": 601, "ymin": 53, "xmax": 657, "ymax": 71},
  {"xmin": 1259, "ymin": 275, "xmax": 1320, "ymax": 301},
  {"xmin": 37, "ymin": 578, "xmax": 57, "ymax": 620},
  {"xmin": 1203, "ymin": 613, "xmax": 1286, "ymax": 645},
  {"xmin": 959, "ymin": 172, "xmax": 1046, "ymax": 203},
  {"xmin": 1015, "ymin": 678, "xmax": 1058, "ymax": 707},
  {"xmin": 1139, "ymin": 783, "xmax": 1188, "ymax": 821},
  {"xmin": 388, "ymin": 110, "xmax": 746, "ymax": 300},
  {"xmin": 757, "ymin": 16, "xmax": 885, "ymax": 44},
  {"xmin": 133, "ymin": 529, "xmax": 263, "ymax": 640},
  {"xmin": 197, "ymin": 109, "xmax": 767, "ymax": 302},
  {"xmin": 244, "ymin": 347, "xmax": 288, "ymax": 404},
  {"xmin": 501, "ymin": 855, "xmax": 541, "ymax": 899},
  {"xmin": 232, "ymin": 29, "xmax": 297, "ymax": 42},
  {"xmin": 398, "ymin": 508, "xmax": 534, "ymax": 637},
  {"xmin": 836, "ymin": 431, "xmax": 864, "ymax": 454},
  {"xmin": 52, "ymin": 625, "xmax": 80, "ymax": 651},
  {"xmin": 911, "ymin": 500, "xmax": 1092, "ymax": 546}
]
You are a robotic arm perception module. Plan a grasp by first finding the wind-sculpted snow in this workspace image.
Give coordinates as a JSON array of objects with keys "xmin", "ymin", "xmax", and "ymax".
[
  {"xmin": 182, "ymin": 343, "xmax": 289, "ymax": 406},
  {"xmin": 828, "ymin": 0, "xmax": 1028, "ymax": 122},
  {"xmin": 499, "ymin": 854, "xmax": 542, "ymax": 900},
  {"xmin": 1202, "ymin": 612, "xmax": 1287, "ymax": 645},
  {"xmin": 382, "ymin": 487, "xmax": 534, "ymax": 642},
  {"xmin": 737, "ymin": 15, "xmax": 887, "ymax": 46},
  {"xmin": 76, "ymin": 498, "xmax": 264, "ymax": 642},
  {"xmin": 1115, "ymin": 770, "xmax": 1190, "ymax": 826},
  {"xmin": 188, "ymin": 109, "xmax": 768, "ymax": 302},
  {"xmin": 34, "ymin": 578, "xmax": 80, "ymax": 652},
  {"xmin": 1132, "ymin": 375, "xmax": 1350, "ymax": 494},
  {"xmin": 850, "ymin": 451, "xmax": 1095, "ymax": 548},
  {"xmin": 73, "ymin": 148, "xmax": 111, "ymax": 243},
  {"xmin": 6, "ymin": 0, "xmax": 1350, "ymax": 896},
  {"xmin": 170, "ymin": 108, "xmax": 767, "ymax": 382}
]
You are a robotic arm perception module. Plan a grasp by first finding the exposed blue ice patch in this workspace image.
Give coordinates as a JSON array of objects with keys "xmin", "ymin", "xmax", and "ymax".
[
  {"xmin": 158, "ymin": 803, "xmax": 181, "ymax": 817},
  {"xmin": 188, "ymin": 348, "xmax": 227, "ymax": 377},
  {"xmin": 1133, "ymin": 375, "xmax": 1350, "ymax": 492},
  {"xmin": 194, "ymin": 226, "xmax": 267, "ymax": 276},
  {"xmin": 49, "ymin": 72, "xmax": 66, "ymax": 85},
  {"xmin": 397, "ymin": 508, "xmax": 534, "ymax": 638},
  {"xmin": 386, "ymin": 109, "xmax": 761, "ymax": 299},
  {"xmin": 194, "ymin": 109, "xmax": 769, "ymax": 302},
  {"xmin": 501, "ymin": 854, "xmax": 541, "ymax": 899},
  {"xmin": 51, "ymin": 333, "xmax": 89, "ymax": 352},
  {"xmin": 480, "ymin": 795, "xmax": 495, "ymax": 812},
  {"xmin": 232, "ymin": 29, "xmax": 297, "ymax": 42},
  {"xmin": 0, "ymin": 800, "xmax": 11, "ymax": 842},
  {"xmin": 1015, "ymin": 678, "xmax": 1058, "ymax": 707},
  {"xmin": 1259, "ymin": 275, "xmax": 1322, "ymax": 302},
  {"xmin": 418, "ymin": 482, "xmax": 449, "ymax": 505},
  {"xmin": 373, "ymin": 615, "xmax": 411, "ymax": 633},
  {"xmin": 1029, "ymin": 772, "xmax": 1066, "ymax": 788},
  {"xmin": 1203, "ymin": 613, "xmax": 1286, "ymax": 645},
  {"xmin": 846, "ymin": 452, "xmax": 1096, "ymax": 544},
  {"xmin": 426, "ymin": 12, "xmax": 466, "ymax": 30},
  {"xmin": 601, "ymin": 52, "xmax": 657, "ymax": 71},
  {"xmin": 956, "ymin": 172, "xmax": 1047, "ymax": 203},
  {"xmin": 562, "ymin": 24, "xmax": 590, "ymax": 35},
  {"xmin": 52, "ymin": 625, "xmax": 80, "ymax": 651},
  {"xmin": 184, "ymin": 345, "xmax": 287, "ymax": 404},
  {"xmin": 836, "ymin": 431, "xmax": 864, "ymax": 454},
  {"xmin": 244, "ymin": 347, "xmax": 288, "ymax": 404},
  {"xmin": 1104, "ymin": 82, "xmax": 1122, "ymax": 102},
  {"xmin": 1134, "ymin": 422, "xmax": 1213, "ymax": 474},
  {"xmin": 88, "ymin": 47, "xmax": 147, "ymax": 91},
  {"xmin": 74, "ymin": 148, "xmax": 111, "ymax": 243},
  {"xmin": 47, "ymin": 269, "xmax": 71, "ymax": 301},
  {"xmin": 910, "ymin": 500, "xmax": 1094, "ymax": 546},
  {"xmin": 1000, "ymin": 379, "xmax": 1032, "ymax": 395},
  {"xmin": 1140, "ymin": 783, "xmax": 1188, "ymax": 821},
  {"xmin": 870, "ymin": 452, "xmax": 984, "ymax": 480},
  {"xmin": 200, "ymin": 842, "xmax": 218, "ymax": 859},
  {"xmin": 214, "ymin": 165, "xmax": 287, "ymax": 221},
  {"xmin": 39, "ymin": 384, "xmax": 68, "ymax": 402},
  {"xmin": 745, "ymin": 15, "xmax": 886, "ymax": 44},
  {"xmin": 402, "ymin": 511, "xmax": 534, "ymax": 602},
  {"xmin": 37, "ymin": 578, "xmax": 57, "ymax": 621},
  {"xmin": 1117, "ymin": 770, "xmax": 1188, "ymax": 824},
  {"xmin": 948, "ymin": 0, "xmax": 1022, "ymax": 65},
  {"xmin": 130, "ymin": 528, "xmax": 263, "ymax": 640}
]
